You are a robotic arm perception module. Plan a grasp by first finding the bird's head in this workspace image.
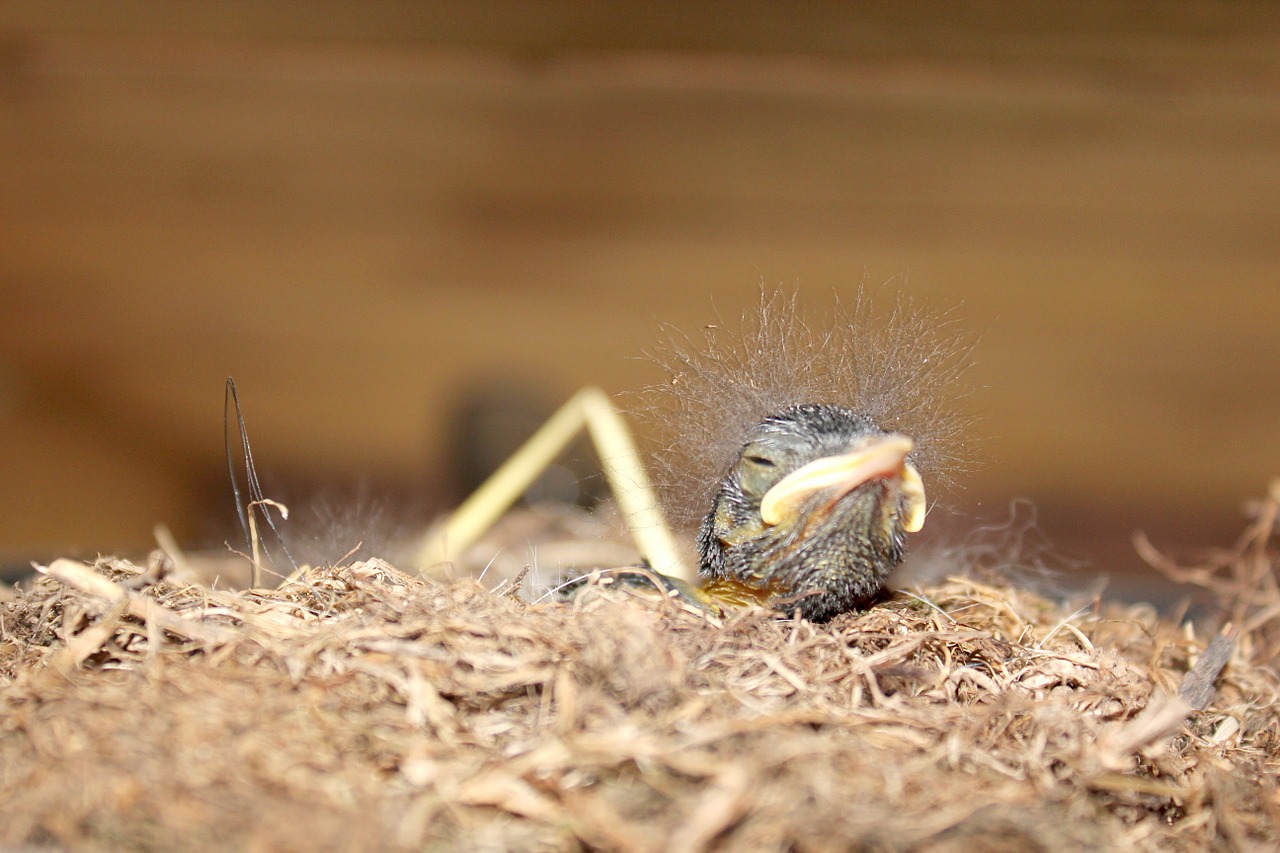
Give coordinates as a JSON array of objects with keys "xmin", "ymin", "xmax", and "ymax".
[
  {"xmin": 697, "ymin": 403, "xmax": 926, "ymax": 621},
  {"xmin": 640, "ymin": 287, "xmax": 975, "ymax": 622}
]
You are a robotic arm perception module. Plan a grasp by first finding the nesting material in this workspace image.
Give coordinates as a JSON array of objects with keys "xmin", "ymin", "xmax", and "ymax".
[{"xmin": 3, "ymin": 500, "xmax": 1280, "ymax": 852}]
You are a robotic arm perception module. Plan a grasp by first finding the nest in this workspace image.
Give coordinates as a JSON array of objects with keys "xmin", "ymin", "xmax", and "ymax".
[{"xmin": 3, "ymin": 495, "xmax": 1280, "ymax": 851}]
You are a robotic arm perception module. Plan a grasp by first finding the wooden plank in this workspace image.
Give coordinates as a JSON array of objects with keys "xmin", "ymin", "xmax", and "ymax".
[
  {"xmin": 0, "ymin": 7, "xmax": 1277, "ymax": 572},
  {"xmin": 3, "ymin": 0, "xmax": 1278, "ymax": 66}
]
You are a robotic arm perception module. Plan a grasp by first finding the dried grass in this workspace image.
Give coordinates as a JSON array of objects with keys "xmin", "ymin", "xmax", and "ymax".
[{"xmin": 3, "ymin": 491, "xmax": 1280, "ymax": 851}]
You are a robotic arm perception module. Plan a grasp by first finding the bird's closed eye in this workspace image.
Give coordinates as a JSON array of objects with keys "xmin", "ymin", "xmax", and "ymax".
[{"xmin": 744, "ymin": 455, "xmax": 776, "ymax": 468}]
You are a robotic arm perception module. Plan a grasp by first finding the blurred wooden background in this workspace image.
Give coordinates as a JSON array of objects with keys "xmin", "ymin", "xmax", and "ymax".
[{"xmin": 1, "ymin": 2, "xmax": 1278, "ymax": 594}]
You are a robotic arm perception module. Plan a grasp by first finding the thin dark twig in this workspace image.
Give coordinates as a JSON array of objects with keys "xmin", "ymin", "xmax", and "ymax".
[
  {"xmin": 224, "ymin": 378, "xmax": 297, "ymax": 576},
  {"xmin": 225, "ymin": 379, "xmax": 251, "ymax": 556}
]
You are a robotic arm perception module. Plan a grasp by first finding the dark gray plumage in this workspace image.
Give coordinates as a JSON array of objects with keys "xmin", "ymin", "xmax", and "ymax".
[{"xmin": 697, "ymin": 404, "xmax": 914, "ymax": 621}]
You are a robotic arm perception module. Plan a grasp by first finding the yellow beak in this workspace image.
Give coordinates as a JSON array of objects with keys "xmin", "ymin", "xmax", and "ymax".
[{"xmin": 758, "ymin": 433, "xmax": 927, "ymax": 533}]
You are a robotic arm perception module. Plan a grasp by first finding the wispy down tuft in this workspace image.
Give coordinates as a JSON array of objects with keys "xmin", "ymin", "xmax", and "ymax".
[{"xmin": 635, "ymin": 284, "xmax": 979, "ymax": 526}]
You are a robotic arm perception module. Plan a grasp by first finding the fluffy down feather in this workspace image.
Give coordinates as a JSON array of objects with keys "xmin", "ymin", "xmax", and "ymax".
[{"xmin": 636, "ymin": 286, "xmax": 978, "ymax": 532}]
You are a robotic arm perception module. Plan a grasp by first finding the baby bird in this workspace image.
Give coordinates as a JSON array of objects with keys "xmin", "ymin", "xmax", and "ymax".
[
  {"xmin": 697, "ymin": 403, "xmax": 925, "ymax": 621},
  {"xmin": 643, "ymin": 288, "xmax": 974, "ymax": 621}
]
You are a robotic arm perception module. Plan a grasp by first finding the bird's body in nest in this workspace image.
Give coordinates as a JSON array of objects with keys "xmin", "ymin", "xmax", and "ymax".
[
  {"xmin": 644, "ymin": 288, "xmax": 975, "ymax": 621},
  {"xmin": 420, "ymin": 286, "xmax": 974, "ymax": 623}
]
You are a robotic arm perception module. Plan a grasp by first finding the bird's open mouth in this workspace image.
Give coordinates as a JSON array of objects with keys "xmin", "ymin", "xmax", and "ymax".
[{"xmin": 758, "ymin": 433, "xmax": 926, "ymax": 533}]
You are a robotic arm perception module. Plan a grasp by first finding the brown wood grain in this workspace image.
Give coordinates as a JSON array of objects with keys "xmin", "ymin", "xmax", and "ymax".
[{"xmin": 0, "ymin": 2, "xmax": 1277, "ymax": 583}]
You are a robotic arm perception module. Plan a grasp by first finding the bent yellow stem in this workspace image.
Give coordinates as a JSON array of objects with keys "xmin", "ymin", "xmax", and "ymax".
[{"xmin": 415, "ymin": 386, "xmax": 692, "ymax": 583}]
